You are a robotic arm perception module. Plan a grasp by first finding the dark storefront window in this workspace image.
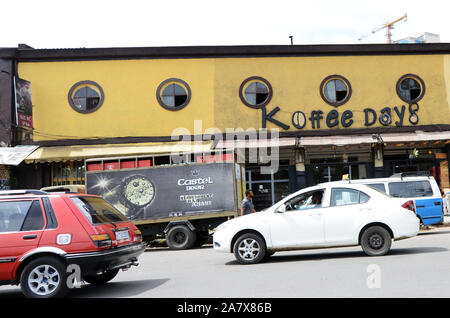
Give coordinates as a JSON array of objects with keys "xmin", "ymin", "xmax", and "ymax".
[
  {"xmin": 51, "ymin": 161, "xmax": 85, "ymax": 186},
  {"xmin": 385, "ymin": 150, "xmax": 441, "ymax": 186},
  {"xmin": 245, "ymin": 164, "xmax": 290, "ymax": 211},
  {"xmin": 308, "ymin": 157, "xmax": 361, "ymax": 185}
]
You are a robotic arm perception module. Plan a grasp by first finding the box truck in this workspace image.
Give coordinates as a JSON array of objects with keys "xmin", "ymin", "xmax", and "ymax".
[{"xmin": 84, "ymin": 151, "xmax": 243, "ymax": 249}]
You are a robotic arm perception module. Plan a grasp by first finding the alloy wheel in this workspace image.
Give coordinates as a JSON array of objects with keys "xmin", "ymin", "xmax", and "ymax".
[
  {"xmin": 27, "ymin": 264, "xmax": 60, "ymax": 296},
  {"xmin": 238, "ymin": 238, "xmax": 260, "ymax": 260}
]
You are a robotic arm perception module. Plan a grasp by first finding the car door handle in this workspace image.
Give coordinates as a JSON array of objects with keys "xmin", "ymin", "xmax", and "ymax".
[
  {"xmin": 22, "ymin": 235, "xmax": 37, "ymax": 240},
  {"xmin": 308, "ymin": 213, "xmax": 322, "ymax": 216}
]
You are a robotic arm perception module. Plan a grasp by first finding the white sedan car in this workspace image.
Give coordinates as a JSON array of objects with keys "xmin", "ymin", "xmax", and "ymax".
[{"xmin": 213, "ymin": 182, "xmax": 420, "ymax": 264}]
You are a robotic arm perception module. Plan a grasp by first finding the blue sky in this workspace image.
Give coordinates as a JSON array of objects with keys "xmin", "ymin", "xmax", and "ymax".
[{"xmin": 2, "ymin": 0, "xmax": 449, "ymax": 48}]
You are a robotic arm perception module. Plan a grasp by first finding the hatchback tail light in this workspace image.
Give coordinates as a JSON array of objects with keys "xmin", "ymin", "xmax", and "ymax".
[
  {"xmin": 401, "ymin": 200, "xmax": 416, "ymax": 214},
  {"xmin": 134, "ymin": 229, "xmax": 143, "ymax": 240},
  {"xmin": 90, "ymin": 234, "xmax": 112, "ymax": 247}
]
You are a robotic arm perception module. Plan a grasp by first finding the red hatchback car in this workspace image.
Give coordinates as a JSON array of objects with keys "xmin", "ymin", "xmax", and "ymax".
[{"xmin": 0, "ymin": 190, "xmax": 146, "ymax": 298}]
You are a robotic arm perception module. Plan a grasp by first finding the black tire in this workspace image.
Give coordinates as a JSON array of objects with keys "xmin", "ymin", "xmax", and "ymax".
[
  {"xmin": 360, "ymin": 226, "xmax": 392, "ymax": 256},
  {"xmin": 83, "ymin": 269, "xmax": 120, "ymax": 285},
  {"xmin": 20, "ymin": 256, "xmax": 69, "ymax": 298},
  {"xmin": 166, "ymin": 225, "xmax": 197, "ymax": 250},
  {"xmin": 233, "ymin": 233, "xmax": 266, "ymax": 264}
]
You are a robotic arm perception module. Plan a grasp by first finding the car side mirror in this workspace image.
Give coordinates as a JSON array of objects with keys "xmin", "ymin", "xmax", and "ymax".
[{"xmin": 276, "ymin": 204, "xmax": 286, "ymax": 213}]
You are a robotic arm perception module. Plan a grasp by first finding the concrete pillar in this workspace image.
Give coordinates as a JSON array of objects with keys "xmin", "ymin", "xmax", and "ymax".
[
  {"xmin": 295, "ymin": 148, "xmax": 306, "ymax": 190},
  {"xmin": 373, "ymin": 144, "xmax": 385, "ymax": 178}
]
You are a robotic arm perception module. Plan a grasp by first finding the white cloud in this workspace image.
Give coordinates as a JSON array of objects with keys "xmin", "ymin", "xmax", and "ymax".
[{"xmin": 1, "ymin": 0, "xmax": 449, "ymax": 48}]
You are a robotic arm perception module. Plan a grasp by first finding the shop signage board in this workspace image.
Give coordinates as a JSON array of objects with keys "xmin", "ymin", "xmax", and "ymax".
[{"xmin": 14, "ymin": 77, "xmax": 33, "ymax": 129}]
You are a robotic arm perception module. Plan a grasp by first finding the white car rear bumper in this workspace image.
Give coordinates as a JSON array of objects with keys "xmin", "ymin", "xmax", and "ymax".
[{"xmin": 393, "ymin": 213, "xmax": 420, "ymax": 239}]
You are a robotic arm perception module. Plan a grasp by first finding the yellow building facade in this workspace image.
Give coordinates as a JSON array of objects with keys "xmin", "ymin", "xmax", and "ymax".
[
  {"xmin": 12, "ymin": 44, "xmax": 450, "ymax": 210},
  {"xmin": 18, "ymin": 54, "xmax": 450, "ymax": 139}
]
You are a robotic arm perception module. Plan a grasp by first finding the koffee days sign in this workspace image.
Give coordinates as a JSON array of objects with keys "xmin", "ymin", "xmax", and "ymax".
[{"xmin": 260, "ymin": 103, "xmax": 420, "ymax": 130}]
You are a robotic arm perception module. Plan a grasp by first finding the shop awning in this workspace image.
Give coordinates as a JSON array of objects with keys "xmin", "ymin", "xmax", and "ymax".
[
  {"xmin": 0, "ymin": 146, "xmax": 39, "ymax": 165},
  {"xmin": 298, "ymin": 131, "xmax": 450, "ymax": 147},
  {"xmin": 24, "ymin": 141, "xmax": 214, "ymax": 163},
  {"xmin": 215, "ymin": 137, "xmax": 297, "ymax": 149}
]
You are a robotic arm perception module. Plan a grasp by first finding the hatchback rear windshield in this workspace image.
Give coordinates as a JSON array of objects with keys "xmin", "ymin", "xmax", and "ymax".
[
  {"xmin": 388, "ymin": 181, "xmax": 433, "ymax": 198},
  {"xmin": 70, "ymin": 196, "xmax": 127, "ymax": 225}
]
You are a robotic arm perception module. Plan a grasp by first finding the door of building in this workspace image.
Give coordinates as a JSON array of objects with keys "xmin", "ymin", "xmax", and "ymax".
[
  {"xmin": 310, "ymin": 163, "xmax": 360, "ymax": 186},
  {"xmin": 246, "ymin": 166, "xmax": 290, "ymax": 211}
]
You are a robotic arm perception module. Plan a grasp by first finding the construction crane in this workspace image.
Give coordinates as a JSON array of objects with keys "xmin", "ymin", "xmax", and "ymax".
[{"xmin": 358, "ymin": 14, "xmax": 408, "ymax": 43}]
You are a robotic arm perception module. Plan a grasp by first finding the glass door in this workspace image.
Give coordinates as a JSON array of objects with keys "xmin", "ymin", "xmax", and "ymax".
[{"xmin": 246, "ymin": 166, "xmax": 290, "ymax": 211}]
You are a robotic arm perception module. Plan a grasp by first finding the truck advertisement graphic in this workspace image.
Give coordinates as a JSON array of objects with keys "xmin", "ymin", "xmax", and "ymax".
[{"xmin": 86, "ymin": 163, "xmax": 236, "ymax": 221}]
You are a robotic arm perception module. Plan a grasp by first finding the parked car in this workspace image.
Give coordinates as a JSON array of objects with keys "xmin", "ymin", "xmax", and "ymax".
[
  {"xmin": 0, "ymin": 190, "xmax": 146, "ymax": 298},
  {"xmin": 213, "ymin": 183, "xmax": 420, "ymax": 264},
  {"xmin": 334, "ymin": 173, "xmax": 443, "ymax": 226}
]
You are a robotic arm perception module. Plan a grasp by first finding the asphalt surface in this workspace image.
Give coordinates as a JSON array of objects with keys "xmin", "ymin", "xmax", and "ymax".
[{"xmin": 1, "ymin": 228, "xmax": 450, "ymax": 298}]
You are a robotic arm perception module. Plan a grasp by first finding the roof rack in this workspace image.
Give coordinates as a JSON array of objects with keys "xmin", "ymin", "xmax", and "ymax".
[
  {"xmin": 0, "ymin": 190, "xmax": 48, "ymax": 196},
  {"xmin": 390, "ymin": 171, "xmax": 431, "ymax": 180}
]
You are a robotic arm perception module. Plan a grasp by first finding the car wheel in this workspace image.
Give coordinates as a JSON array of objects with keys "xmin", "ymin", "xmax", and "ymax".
[
  {"xmin": 83, "ymin": 269, "xmax": 120, "ymax": 285},
  {"xmin": 20, "ymin": 256, "xmax": 69, "ymax": 298},
  {"xmin": 166, "ymin": 225, "xmax": 197, "ymax": 250},
  {"xmin": 360, "ymin": 226, "xmax": 392, "ymax": 256},
  {"xmin": 233, "ymin": 233, "xmax": 266, "ymax": 264}
]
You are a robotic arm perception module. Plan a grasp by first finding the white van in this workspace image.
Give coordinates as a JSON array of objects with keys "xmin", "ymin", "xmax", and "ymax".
[{"xmin": 327, "ymin": 173, "xmax": 443, "ymax": 225}]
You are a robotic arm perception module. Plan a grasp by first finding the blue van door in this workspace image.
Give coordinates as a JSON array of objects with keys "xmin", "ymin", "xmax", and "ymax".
[{"xmin": 415, "ymin": 198, "xmax": 443, "ymax": 225}]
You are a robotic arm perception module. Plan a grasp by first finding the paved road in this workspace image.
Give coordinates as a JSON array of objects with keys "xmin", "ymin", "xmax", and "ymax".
[{"xmin": 2, "ymin": 228, "xmax": 450, "ymax": 298}]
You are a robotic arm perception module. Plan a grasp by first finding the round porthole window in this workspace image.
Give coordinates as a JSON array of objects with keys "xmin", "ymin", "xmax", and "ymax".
[
  {"xmin": 320, "ymin": 75, "xmax": 352, "ymax": 107},
  {"xmin": 396, "ymin": 74, "xmax": 425, "ymax": 103},
  {"xmin": 239, "ymin": 76, "xmax": 273, "ymax": 109},
  {"xmin": 68, "ymin": 81, "xmax": 104, "ymax": 114},
  {"xmin": 156, "ymin": 78, "xmax": 191, "ymax": 111}
]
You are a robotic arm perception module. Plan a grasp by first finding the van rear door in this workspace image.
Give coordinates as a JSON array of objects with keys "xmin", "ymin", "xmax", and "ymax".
[
  {"xmin": 415, "ymin": 198, "xmax": 443, "ymax": 225},
  {"xmin": 388, "ymin": 180, "xmax": 442, "ymax": 225}
]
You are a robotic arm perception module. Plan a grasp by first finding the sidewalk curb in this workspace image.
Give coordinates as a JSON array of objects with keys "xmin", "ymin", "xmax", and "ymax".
[{"xmin": 420, "ymin": 223, "xmax": 450, "ymax": 232}]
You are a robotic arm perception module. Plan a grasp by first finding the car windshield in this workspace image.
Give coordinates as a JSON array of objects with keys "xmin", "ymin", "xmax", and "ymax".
[{"xmin": 70, "ymin": 196, "xmax": 127, "ymax": 225}]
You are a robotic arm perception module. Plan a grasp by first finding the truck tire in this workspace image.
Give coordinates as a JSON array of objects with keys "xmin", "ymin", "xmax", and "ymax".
[
  {"xmin": 360, "ymin": 226, "xmax": 392, "ymax": 256},
  {"xmin": 166, "ymin": 225, "xmax": 197, "ymax": 250},
  {"xmin": 20, "ymin": 256, "xmax": 69, "ymax": 298},
  {"xmin": 83, "ymin": 269, "xmax": 120, "ymax": 285}
]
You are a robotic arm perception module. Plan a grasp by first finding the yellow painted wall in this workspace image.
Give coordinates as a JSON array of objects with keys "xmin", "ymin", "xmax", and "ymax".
[{"xmin": 18, "ymin": 54, "xmax": 450, "ymax": 141}]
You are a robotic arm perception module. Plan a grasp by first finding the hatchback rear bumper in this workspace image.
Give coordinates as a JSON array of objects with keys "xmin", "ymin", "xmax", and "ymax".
[{"xmin": 65, "ymin": 242, "xmax": 147, "ymax": 276}]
